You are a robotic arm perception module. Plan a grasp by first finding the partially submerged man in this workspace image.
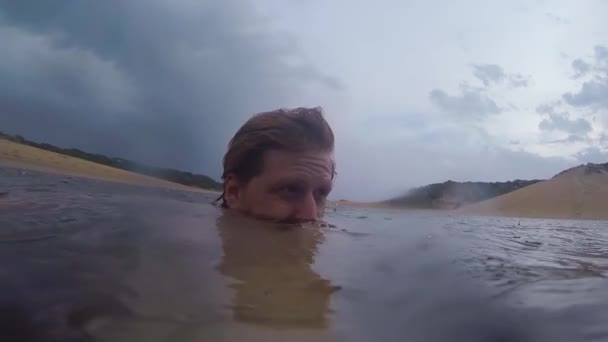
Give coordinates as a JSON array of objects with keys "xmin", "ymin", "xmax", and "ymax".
[{"xmin": 217, "ymin": 107, "xmax": 335, "ymax": 222}]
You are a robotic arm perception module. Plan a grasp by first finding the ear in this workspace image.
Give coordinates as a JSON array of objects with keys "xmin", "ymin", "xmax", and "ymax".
[{"xmin": 223, "ymin": 174, "xmax": 243, "ymax": 209}]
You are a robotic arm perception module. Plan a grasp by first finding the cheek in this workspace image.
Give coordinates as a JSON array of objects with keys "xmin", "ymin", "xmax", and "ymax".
[
  {"xmin": 239, "ymin": 185, "xmax": 264, "ymax": 207},
  {"xmin": 263, "ymin": 203, "xmax": 293, "ymax": 219},
  {"xmin": 246, "ymin": 191, "xmax": 294, "ymax": 218},
  {"xmin": 239, "ymin": 180, "xmax": 267, "ymax": 203}
]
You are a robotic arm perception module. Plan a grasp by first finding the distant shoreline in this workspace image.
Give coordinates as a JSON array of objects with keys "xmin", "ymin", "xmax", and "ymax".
[
  {"xmin": 328, "ymin": 200, "xmax": 442, "ymax": 213},
  {"xmin": 333, "ymin": 200, "xmax": 608, "ymax": 222},
  {"xmin": 0, "ymin": 133, "xmax": 222, "ymax": 191},
  {"xmin": 0, "ymin": 138, "xmax": 220, "ymax": 194},
  {"xmin": 1, "ymin": 136, "xmax": 606, "ymax": 222}
]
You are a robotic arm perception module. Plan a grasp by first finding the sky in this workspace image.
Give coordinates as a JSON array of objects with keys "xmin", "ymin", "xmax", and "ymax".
[{"xmin": 0, "ymin": 0, "xmax": 607, "ymax": 201}]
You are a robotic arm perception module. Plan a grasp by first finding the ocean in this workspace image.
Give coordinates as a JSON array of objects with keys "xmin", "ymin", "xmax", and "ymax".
[{"xmin": 1, "ymin": 166, "xmax": 607, "ymax": 341}]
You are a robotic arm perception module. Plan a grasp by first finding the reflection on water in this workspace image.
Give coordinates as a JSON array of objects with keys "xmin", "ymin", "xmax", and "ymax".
[
  {"xmin": 216, "ymin": 212, "xmax": 338, "ymax": 329},
  {"xmin": 2, "ymin": 166, "xmax": 608, "ymax": 341}
]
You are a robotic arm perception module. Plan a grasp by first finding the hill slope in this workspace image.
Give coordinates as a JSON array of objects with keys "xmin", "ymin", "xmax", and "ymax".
[
  {"xmin": 384, "ymin": 179, "xmax": 541, "ymax": 209},
  {"xmin": 458, "ymin": 163, "xmax": 608, "ymax": 220},
  {"xmin": 0, "ymin": 134, "xmax": 221, "ymax": 192}
]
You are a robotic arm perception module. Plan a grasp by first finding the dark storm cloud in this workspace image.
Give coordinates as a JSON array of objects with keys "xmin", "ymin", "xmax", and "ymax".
[
  {"xmin": 563, "ymin": 45, "xmax": 608, "ymax": 109},
  {"xmin": 429, "ymin": 87, "xmax": 501, "ymax": 118},
  {"xmin": 0, "ymin": 0, "xmax": 340, "ymax": 177}
]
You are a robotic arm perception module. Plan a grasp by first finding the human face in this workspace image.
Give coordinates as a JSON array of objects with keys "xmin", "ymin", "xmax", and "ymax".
[{"xmin": 223, "ymin": 149, "xmax": 334, "ymax": 222}]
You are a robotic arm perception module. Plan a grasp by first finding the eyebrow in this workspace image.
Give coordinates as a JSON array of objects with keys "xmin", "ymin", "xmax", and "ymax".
[
  {"xmin": 268, "ymin": 177, "xmax": 306, "ymax": 189},
  {"xmin": 268, "ymin": 177, "xmax": 331, "ymax": 190}
]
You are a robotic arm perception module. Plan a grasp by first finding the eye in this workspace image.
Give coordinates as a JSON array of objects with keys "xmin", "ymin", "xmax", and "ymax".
[
  {"xmin": 315, "ymin": 186, "xmax": 331, "ymax": 201},
  {"xmin": 277, "ymin": 183, "xmax": 305, "ymax": 200}
]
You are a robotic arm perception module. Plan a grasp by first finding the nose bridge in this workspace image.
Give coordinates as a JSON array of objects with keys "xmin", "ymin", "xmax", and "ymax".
[{"xmin": 296, "ymin": 192, "xmax": 319, "ymax": 221}]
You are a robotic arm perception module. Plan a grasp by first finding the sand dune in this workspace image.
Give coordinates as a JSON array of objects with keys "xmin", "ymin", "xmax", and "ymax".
[
  {"xmin": 0, "ymin": 138, "xmax": 215, "ymax": 193},
  {"xmin": 458, "ymin": 164, "xmax": 608, "ymax": 220}
]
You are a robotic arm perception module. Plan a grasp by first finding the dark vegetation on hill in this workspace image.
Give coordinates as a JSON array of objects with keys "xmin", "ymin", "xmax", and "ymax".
[
  {"xmin": 385, "ymin": 179, "xmax": 542, "ymax": 209},
  {"xmin": 0, "ymin": 131, "xmax": 222, "ymax": 191}
]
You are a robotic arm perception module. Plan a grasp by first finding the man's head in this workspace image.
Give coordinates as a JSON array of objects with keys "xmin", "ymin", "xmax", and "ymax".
[{"xmin": 219, "ymin": 107, "xmax": 335, "ymax": 222}]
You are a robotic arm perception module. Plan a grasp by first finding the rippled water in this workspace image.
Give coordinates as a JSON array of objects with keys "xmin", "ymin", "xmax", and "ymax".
[{"xmin": 1, "ymin": 166, "xmax": 608, "ymax": 341}]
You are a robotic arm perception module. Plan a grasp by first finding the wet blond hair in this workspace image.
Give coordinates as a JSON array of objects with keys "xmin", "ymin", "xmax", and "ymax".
[{"xmin": 216, "ymin": 107, "xmax": 335, "ymax": 206}]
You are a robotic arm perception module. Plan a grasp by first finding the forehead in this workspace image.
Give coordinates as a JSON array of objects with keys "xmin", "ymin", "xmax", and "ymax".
[{"xmin": 259, "ymin": 149, "xmax": 333, "ymax": 182}]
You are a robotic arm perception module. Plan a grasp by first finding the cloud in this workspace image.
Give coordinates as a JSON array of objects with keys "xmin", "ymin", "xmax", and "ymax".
[
  {"xmin": 0, "ymin": 0, "xmax": 600, "ymax": 202},
  {"xmin": 430, "ymin": 63, "xmax": 532, "ymax": 119},
  {"xmin": 472, "ymin": 64, "xmax": 505, "ymax": 86},
  {"xmin": 538, "ymin": 114, "xmax": 592, "ymax": 136},
  {"xmin": 563, "ymin": 81, "xmax": 608, "ymax": 108},
  {"xmin": 330, "ymin": 107, "xmax": 580, "ymax": 200},
  {"xmin": 536, "ymin": 102, "xmax": 559, "ymax": 115},
  {"xmin": 0, "ymin": 0, "xmax": 340, "ymax": 177},
  {"xmin": 545, "ymin": 134, "xmax": 588, "ymax": 144},
  {"xmin": 571, "ymin": 59, "xmax": 591, "ymax": 78},
  {"xmin": 575, "ymin": 147, "xmax": 608, "ymax": 164},
  {"xmin": 334, "ymin": 128, "xmax": 574, "ymax": 201},
  {"xmin": 429, "ymin": 88, "xmax": 501, "ymax": 118},
  {"xmin": 595, "ymin": 45, "xmax": 608, "ymax": 62},
  {"xmin": 472, "ymin": 64, "xmax": 530, "ymax": 88},
  {"xmin": 563, "ymin": 45, "xmax": 608, "ymax": 110},
  {"xmin": 536, "ymin": 100, "xmax": 593, "ymax": 139},
  {"xmin": 507, "ymin": 73, "xmax": 530, "ymax": 88},
  {"xmin": 0, "ymin": 26, "xmax": 137, "ymax": 120}
]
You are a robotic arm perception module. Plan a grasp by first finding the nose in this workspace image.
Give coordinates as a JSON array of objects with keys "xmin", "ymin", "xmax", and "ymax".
[{"xmin": 295, "ymin": 193, "xmax": 319, "ymax": 221}]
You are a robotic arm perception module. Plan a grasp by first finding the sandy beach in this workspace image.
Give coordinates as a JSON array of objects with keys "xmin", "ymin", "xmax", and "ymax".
[{"xmin": 0, "ymin": 139, "xmax": 218, "ymax": 194}]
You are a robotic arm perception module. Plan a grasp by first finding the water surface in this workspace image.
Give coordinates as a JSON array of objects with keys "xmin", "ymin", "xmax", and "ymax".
[{"xmin": 1, "ymin": 166, "xmax": 607, "ymax": 341}]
